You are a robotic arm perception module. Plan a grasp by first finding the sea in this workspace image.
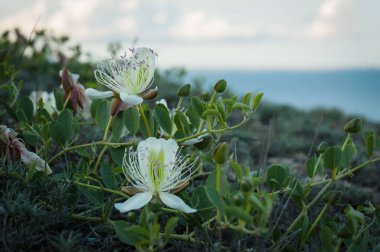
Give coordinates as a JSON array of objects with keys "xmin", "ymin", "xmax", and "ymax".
[{"xmin": 185, "ymin": 69, "xmax": 380, "ymax": 123}]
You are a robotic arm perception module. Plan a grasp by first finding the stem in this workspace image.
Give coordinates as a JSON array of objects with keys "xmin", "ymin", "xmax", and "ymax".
[
  {"xmin": 341, "ymin": 133, "xmax": 351, "ymax": 151},
  {"xmin": 196, "ymin": 91, "xmax": 217, "ymax": 134},
  {"xmin": 301, "ymin": 203, "xmax": 329, "ymax": 246},
  {"xmin": 103, "ymin": 116, "xmax": 114, "ymax": 141},
  {"xmin": 166, "ymin": 233, "xmax": 197, "ymax": 243},
  {"xmin": 139, "ymin": 104, "xmax": 151, "ymax": 136},
  {"xmin": 48, "ymin": 140, "xmax": 134, "ymax": 163},
  {"xmin": 70, "ymin": 213, "xmax": 105, "ymax": 223},
  {"xmin": 63, "ymin": 91, "xmax": 72, "ymax": 109},
  {"xmin": 93, "ymin": 135, "xmax": 113, "ymax": 173},
  {"xmin": 216, "ymin": 163, "xmax": 222, "ymax": 223},
  {"xmin": 71, "ymin": 180, "xmax": 129, "ymax": 198}
]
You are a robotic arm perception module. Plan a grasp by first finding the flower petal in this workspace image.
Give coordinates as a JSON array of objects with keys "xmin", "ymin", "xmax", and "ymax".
[
  {"xmin": 120, "ymin": 92, "xmax": 143, "ymax": 105},
  {"xmin": 85, "ymin": 88, "xmax": 114, "ymax": 100},
  {"xmin": 114, "ymin": 191, "xmax": 153, "ymax": 213},
  {"xmin": 159, "ymin": 192, "xmax": 196, "ymax": 213},
  {"xmin": 20, "ymin": 149, "xmax": 52, "ymax": 174}
]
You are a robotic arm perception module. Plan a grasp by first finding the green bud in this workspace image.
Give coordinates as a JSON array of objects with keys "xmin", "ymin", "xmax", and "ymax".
[
  {"xmin": 127, "ymin": 212, "xmax": 136, "ymax": 222},
  {"xmin": 344, "ymin": 117, "xmax": 362, "ymax": 134},
  {"xmin": 201, "ymin": 91, "xmax": 211, "ymax": 101},
  {"xmin": 177, "ymin": 84, "xmax": 191, "ymax": 97},
  {"xmin": 240, "ymin": 178, "xmax": 253, "ymax": 192},
  {"xmin": 149, "ymin": 198, "xmax": 161, "ymax": 213},
  {"xmin": 232, "ymin": 192, "xmax": 245, "ymax": 206},
  {"xmin": 322, "ymin": 190, "xmax": 342, "ymax": 205},
  {"xmin": 317, "ymin": 141, "xmax": 329, "ymax": 153},
  {"xmin": 214, "ymin": 79, "xmax": 227, "ymax": 93},
  {"xmin": 213, "ymin": 142, "xmax": 229, "ymax": 164}
]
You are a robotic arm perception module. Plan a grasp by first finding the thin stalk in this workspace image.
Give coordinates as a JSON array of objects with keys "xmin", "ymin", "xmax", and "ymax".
[
  {"xmin": 63, "ymin": 91, "xmax": 72, "ymax": 109},
  {"xmin": 93, "ymin": 135, "xmax": 113, "ymax": 173},
  {"xmin": 196, "ymin": 91, "xmax": 217, "ymax": 134},
  {"xmin": 301, "ymin": 203, "xmax": 329, "ymax": 246},
  {"xmin": 103, "ymin": 116, "xmax": 114, "ymax": 141},
  {"xmin": 48, "ymin": 140, "xmax": 134, "ymax": 163},
  {"xmin": 139, "ymin": 104, "xmax": 151, "ymax": 136},
  {"xmin": 71, "ymin": 180, "xmax": 129, "ymax": 198}
]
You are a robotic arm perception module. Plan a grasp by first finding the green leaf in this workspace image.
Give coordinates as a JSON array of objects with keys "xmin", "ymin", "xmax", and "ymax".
[
  {"xmin": 112, "ymin": 221, "xmax": 149, "ymax": 246},
  {"xmin": 95, "ymin": 100, "xmax": 110, "ymax": 131},
  {"xmin": 111, "ymin": 112, "xmax": 124, "ymax": 141},
  {"xmin": 266, "ymin": 164, "xmax": 289, "ymax": 190},
  {"xmin": 124, "ymin": 107, "xmax": 139, "ymax": 135},
  {"xmin": 230, "ymin": 160, "xmax": 243, "ymax": 181},
  {"xmin": 191, "ymin": 187, "xmax": 214, "ymax": 220},
  {"xmin": 186, "ymin": 103, "xmax": 201, "ymax": 130},
  {"xmin": 225, "ymin": 206, "xmax": 253, "ymax": 223},
  {"xmin": 139, "ymin": 109, "xmax": 156, "ymax": 138},
  {"xmin": 153, "ymin": 103, "xmax": 172, "ymax": 134},
  {"xmin": 54, "ymin": 88, "xmax": 64, "ymax": 111},
  {"xmin": 17, "ymin": 97, "xmax": 34, "ymax": 123},
  {"xmin": 49, "ymin": 121, "xmax": 66, "ymax": 146},
  {"xmin": 174, "ymin": 111, "xmax": 191, "ymax": 136},
  {"xmin": 253, "ymin": 93, "xmax": 264, "ymax": 110},
  {"xmin": 190, "ymin": 96, "xmax": 204, "ymax": 117},
  {"xmin": 100, "ymin": 162, "xmax": 121, "ymax": 190},
  {"xmin": 306, "ymin": 156, "xmax": 317, "ymax": 178},
  {"xmin": 78, "ymin": 187, "xmax": 104, "ymax": 205},
  {"xmin": 323, "ymin": 146, "xmax": 342, "ymax": 170},
  {"xmin": 205, "ymin": 186, "xmax": 225, "ymax": 211},
  {"xmin": 110, "ymin": 147, "xmax": 125, "ymax": 167},
  {"xmin": 57, "ymin": 109, "xmax": 74, "ymax": 142},
  {"xmin": 320, "ymin": 226, "xmax": 339, "ymax": 252},
  {"xmin": 206, "ymin": 169, "xmax": 229, "ymax": 196},
  {"xmin": 365, "ymin": 131, "xmax": 376, "ymax": 158},
  {"xmin": 164, "ymin": 217, "xmax": 179, "ymax": 239},
  {"xmin": 341, "ymin": 140, "xmax": 357, "ymax": 168}
]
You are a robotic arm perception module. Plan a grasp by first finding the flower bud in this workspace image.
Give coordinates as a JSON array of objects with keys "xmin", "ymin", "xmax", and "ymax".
[
  {"xmin": 177, "ymin": 84, "xmax": 191, "ymax": 97},
  {"xmin": 201, "ymin": 92, "xmax": 211, "ymax": 102},
  {"xmin": 213, "ymin": 142, "xmax": 229, "ymax": 164},
  {"xmin": 344, "ymin": 117, "xmax": 362, "ymax": 134},
  {"xmin": 317, "ymin": 141, "xmax": 329, "ymax": 153},
  {"xmin": 232, "ymin": 192, "xmax": 245, "ymax": 206},
  {"xmin": 240, "ymin": 178, "xmax": 253, "ymax": 192},
  {"xmin": 127, "ymin": 212, "xmax": 136, "ymax": 222},
  {"xmin": 60, "ymin": 67, "xmax": 72, "ymax": 92},
  {"xmin": 213, "ymin": 79, "xmax": 227, "ymax": 93},
  {"xmin": 149, "ymin": 198, "xmax": 161, "ymax": 213}
]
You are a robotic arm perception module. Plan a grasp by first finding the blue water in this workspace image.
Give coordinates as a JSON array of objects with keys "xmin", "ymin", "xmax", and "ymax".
[{"xmin": 186, "ymin": 69, "xmax": 380, "ymax": 122}]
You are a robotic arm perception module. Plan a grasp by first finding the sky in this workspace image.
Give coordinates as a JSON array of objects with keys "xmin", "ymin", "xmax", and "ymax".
[{"xmin": 1, "ymin": 0, "xmax": 380, "ymax": 70}]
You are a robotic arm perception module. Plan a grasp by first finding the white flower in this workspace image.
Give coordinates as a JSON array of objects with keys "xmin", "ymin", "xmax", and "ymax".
[
  {"xmin": 29, "ymin": 91, "xmax": 56, "ymax": 114},
  {"xmin": 0, "ymin": 125, "xmax": 52, "ymax": 174},
  {"xmin": 85, "ymin": 47, "xmax": 157, "ymax": 106},
  {"xmin": 114, "ymin": 137, "xmax": 197, "ymax": 213}
]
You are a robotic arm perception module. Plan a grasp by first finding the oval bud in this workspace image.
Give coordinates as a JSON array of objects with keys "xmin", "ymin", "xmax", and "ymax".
[
  {"xmin": 344, "ymin": 117, "xmax": 362, "ymax": 134},
  {"xmin": 149, "ymin": 198, "xmax": 161, "ymax": 213},
  {"xmin": 232, "ymin": 192, "xmax": 245, "ymax": 206},
  {"xmin": 60, "ymin": 67, "xmax": 72, "ymax": 92},
  {"xmin": 240, "ymin": 178, "xmax": 253, "ymax": 192},
  {"xmin": 201, "ymin": 91, "xmax": 211, "ymax": 101},
  {"xmin": 213, "ymin": 142, "xmax": 229, "ymax": 164},
  {"xmin": 127, "ymin": 212, "xmax": 136, "ymax": 222},
  {"xmin": 214, "ymin": 79, "xmax": 227, "ymax": 93},
  {"xmin": 317, "ymin": 141, "xmax": 329, "ymax": 153},
  {"xmin": 177, "ymin": 84, "xmax": 191, "ymax": 97}
]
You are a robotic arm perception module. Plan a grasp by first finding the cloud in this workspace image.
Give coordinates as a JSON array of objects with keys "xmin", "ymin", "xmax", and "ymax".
[
  {"xmin": 169, "ymin": 10, "xmax": 256, "ymax": 40},
  {"xmin": 309, "ymin": 0, "xmax": 352, "ymax": 38}
]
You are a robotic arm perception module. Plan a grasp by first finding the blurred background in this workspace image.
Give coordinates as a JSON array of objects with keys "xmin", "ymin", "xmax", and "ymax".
[{"xmin": 1, "ymin": 0, "xmax": 379, "ymax": 121}]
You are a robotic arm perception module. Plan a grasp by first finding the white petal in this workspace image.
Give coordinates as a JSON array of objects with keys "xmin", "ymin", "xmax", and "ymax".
[
  {"xmin": 161, "ymin": 139, "xmax": 178, "ymax": 171},
  {"xmin": 114, "ymin": 191, "xmax": 153, "ymax": 213},
  {"xmin": 159, "ymin": 192, "xmax": 196, "ymax": 213},
  {"xmin": 85, "ymin": 88, "xmax": 114, "ymax": 99},
  {"xmin": 130, "ymin": 48, "xmax": 155, "ymax": 92},
  {"xmin": 120, "ymin": 93, "xmax": 143, "ymax": 105},
  {"xmin": 20, "ymin": 150, "xmax": 52, "ymax": 174},
  {"xmin": 137, "ymin": 137, "xmax": 163, "ymax": 177}
]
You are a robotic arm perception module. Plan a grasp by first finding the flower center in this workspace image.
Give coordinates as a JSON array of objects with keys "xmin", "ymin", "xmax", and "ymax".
[{"xmin": 147, "ymin": 148, "xmax": 166, "ymax": 190}]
